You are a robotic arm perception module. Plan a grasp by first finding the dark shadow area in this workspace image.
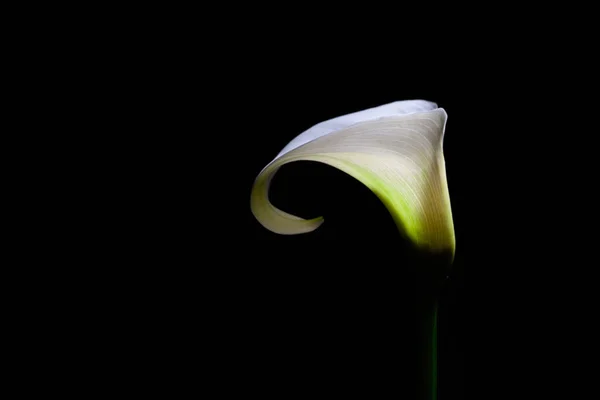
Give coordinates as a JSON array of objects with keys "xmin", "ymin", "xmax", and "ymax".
[{"xmin": 265, "ymin": 160, "xmax": 402, "ymax": 242}]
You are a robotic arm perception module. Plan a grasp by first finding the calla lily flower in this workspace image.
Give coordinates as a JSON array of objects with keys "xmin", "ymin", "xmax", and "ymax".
[
  {"xmin": 250, "ymin": 100, "xmax": 456, "ymax": 399},
  {"xmin": 250, "ymin": 99, "xmax": 455, "ymax": 255}
]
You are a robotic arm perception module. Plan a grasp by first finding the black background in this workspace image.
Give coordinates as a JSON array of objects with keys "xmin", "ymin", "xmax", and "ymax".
[{"xmin": 28, "ymin": 6, "xmax": 599, "ymax": 399}]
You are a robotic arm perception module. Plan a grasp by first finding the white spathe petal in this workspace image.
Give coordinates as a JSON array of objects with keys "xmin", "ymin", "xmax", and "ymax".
[
  {"xmin": 274, "ymin": 100, "xmax": 439, "ymax": 161},
  {"xmin": 250, "ymin": 100, "xmax": 455, "ymax": 253}
]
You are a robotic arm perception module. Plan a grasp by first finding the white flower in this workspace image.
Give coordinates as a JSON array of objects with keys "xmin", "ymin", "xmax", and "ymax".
[{"xmin": 250, "ymin": 100, "xmax": 455, "ymax": 254}]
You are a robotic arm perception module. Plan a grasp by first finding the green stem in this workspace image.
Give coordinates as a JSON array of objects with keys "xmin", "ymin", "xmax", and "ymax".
[
  {"xmin": 409, "ymin": 248, "xmax": 449, "ymax": 399},
  {"xmin": 418, "ymin": 300, "xmax": 438, "ymax": 400},
  {"xmin": 415, "ymin": 279, "xmax": 441, "ymax": 400}
]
